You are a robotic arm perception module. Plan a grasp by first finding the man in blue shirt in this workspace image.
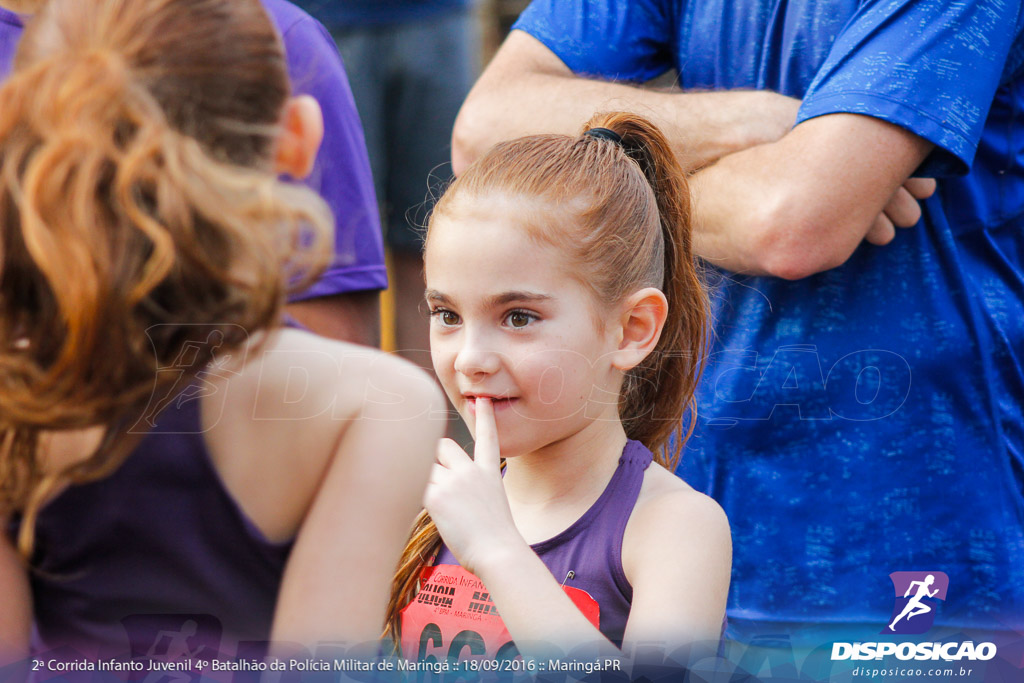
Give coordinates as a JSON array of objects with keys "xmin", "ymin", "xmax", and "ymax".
[{"xmin": 453, "ymin": 0, "xmax": 1024, "ymax": 646}]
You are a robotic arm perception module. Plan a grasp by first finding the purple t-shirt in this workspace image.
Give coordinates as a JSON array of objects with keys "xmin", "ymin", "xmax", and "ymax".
[{"xmin": 0, "ymin": 0, "xmax": 387, "ymax": 299}]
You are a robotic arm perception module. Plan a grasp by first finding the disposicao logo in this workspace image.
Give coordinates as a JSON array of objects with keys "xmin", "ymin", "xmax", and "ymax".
[
  {"xmin": 885, "ymin": 571, "xmax": 948, "ymax": 635},
  {"xmin": 830, "ymin": 571, "xmax": 997, "ymax": 663}
]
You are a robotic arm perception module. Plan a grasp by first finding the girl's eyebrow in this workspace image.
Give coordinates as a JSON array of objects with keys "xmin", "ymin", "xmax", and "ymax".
[
  {"xmin": 424, "ymin": 289, "xmax": 450, "ymax": 304},
  {"xmin": 487, "ymin": 291, "xmax": 553, "ymax": 307},
  {"xmin": 423, "ymin": 290, "xmax": 552, "ymax": 307}
]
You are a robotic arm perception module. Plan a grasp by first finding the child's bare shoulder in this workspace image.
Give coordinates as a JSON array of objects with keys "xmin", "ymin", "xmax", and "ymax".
[
  {"xmin": 204, "ymin": 328, "xmax": 442, "ymax": 542},
  {"xmin": 227, "ymin": 327, "xmax": 438, "ymax": 421},
  {"xmin": 622, "ymin": 463, "xmax": 731, "ymax": 576},
  {"xmin": 635, "ymin": 463, "xmax": 728, "ymax": 529}
]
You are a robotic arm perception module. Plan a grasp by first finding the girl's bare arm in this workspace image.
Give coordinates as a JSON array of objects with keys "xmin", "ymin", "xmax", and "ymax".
[
  {"xmin": 270, "ymin": 347, "xmax": 445, "ymax": 648},
  {"xmin": 0, "ymin": 517, "xmax": 31, "ymax": 664},
  {"xmin": 620, "ymin": 477, "xmax": 732, "ymax": 659}
]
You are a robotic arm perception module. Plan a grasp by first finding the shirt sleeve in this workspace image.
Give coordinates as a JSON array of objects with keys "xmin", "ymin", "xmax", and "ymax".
[
  {"xmin": 797, "ymin": 0, "xmax": 1024, "ymax": 177},
  {"xmin": 512, "ymin": 0, "xmax": 676, "ymax": 82},
  {"xmin": 279, "ymin": 13, "xmax": 388, "ymax": 300}
]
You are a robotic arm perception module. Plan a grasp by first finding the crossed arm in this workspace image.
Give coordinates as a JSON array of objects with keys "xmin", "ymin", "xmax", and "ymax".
[
  {"xmin": 453, "ymin": 32, "xmax": 801, "ymax": 177},
  {"xmin": 453, "ymin": 31, "xmax": 935, "ymax": 279}
]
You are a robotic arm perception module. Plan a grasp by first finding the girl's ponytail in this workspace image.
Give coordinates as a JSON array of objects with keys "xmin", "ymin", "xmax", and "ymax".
[
  {"xmin": 383, "ymin": 511, "xmax": 443, "ymax": 648},
  {"xmin": 582, "ymin": 113, "xmax": 709, "ymax": 470}
]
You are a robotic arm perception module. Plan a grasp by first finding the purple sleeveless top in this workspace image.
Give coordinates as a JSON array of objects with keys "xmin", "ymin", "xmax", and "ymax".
[
  {"xmin": 19, "ymin": 390, "xmax": 291, "ymax": 661},
  {"xmin": 435, "ymin": 439, "xmax": 653, "ymax": 646}
]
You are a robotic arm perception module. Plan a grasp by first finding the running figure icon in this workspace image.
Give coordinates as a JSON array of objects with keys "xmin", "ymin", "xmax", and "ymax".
[{"xmin": 888, "ymin": 574, "xmax": 939, "ymax": 632}]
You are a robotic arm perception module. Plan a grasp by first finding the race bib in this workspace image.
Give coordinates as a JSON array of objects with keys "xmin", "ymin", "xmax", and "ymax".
[{"xmin": 400, "ymin": 564, "xmax": 600, "ymax": 661}]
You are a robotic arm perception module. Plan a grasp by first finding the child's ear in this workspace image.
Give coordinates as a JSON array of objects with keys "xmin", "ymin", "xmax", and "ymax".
[
  {"xmin": 274, "ymin": 95, "xmax": 323, "ymax": 179},
  {"xmin": 610, "ymin": 287, "xmax": 668, "ymax": 372}
]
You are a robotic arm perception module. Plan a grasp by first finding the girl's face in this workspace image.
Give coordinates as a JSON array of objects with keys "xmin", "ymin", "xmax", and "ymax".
[{"xmin": 424, "ymin": 197, "xmax": 624, "ymax": 457}]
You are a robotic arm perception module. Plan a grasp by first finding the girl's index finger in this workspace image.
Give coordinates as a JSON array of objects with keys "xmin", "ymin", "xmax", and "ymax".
[{"xmin": 472, "ymin": 398, "xmax": 501, "ymax": 470}]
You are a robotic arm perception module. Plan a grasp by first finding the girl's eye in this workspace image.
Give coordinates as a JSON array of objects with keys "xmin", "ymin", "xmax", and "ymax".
[
  {"xmin": 505, "ymin": 310, "xmax": 536, "ymax": 329},
  {"xmin": 430, "ymin": 309, "xmax": 461, "ymax": 326}
]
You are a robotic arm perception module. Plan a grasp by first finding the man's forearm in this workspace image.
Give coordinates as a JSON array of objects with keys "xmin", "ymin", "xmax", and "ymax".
[
  {"xmin": 456, "ymin": 32, "xmax": 934, "ymax": 281},
  {"xmin": 452, "ymin": 31, "xmax": 799, "ymax": 175},
  {"xmin": 690, "ymin": 114, "xmax": 934, "ymax": 280}
]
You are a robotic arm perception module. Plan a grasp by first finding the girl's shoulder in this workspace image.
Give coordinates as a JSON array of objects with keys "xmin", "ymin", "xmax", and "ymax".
[
  {"xmin": 635, "ymin": 460, "xmax": 723, "ymax": 512},
  {"xmin": 220, "ymin": 327, "xmax": 438, "ymax": 419},
  {"xmin": 620, "ymin": 461, "xmax": 732, "ymax": 583},
  {"xmin": 615, "ymin": 463, "xmax": 732, "ymax": 646},
  {"xmin": 203, "ymin": 327, "xmax": 441, "ymax": 543}
]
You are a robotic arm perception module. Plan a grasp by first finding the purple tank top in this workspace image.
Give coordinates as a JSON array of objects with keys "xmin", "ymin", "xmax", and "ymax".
[
  {"xmin": 21, "ymin": 389, "xmax": 291, "ymax": 661},
  {"xmin": 431, "ymin": 439, "xmax": 653, "ymax": 647}
]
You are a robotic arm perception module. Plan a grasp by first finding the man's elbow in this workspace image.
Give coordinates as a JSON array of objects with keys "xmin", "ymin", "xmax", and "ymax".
[
  {"xmin": 756, "ymin": 241, "xmax": 836, "ymax": 281},
  {"xmin": 450, "ymin": 117, "xmax": 475, "ymax": 178},
  {"xmin": 451, "ymin": 98, "xmax": 491, "ymax": 177},
  {"xmin": 751, "ymin": 205, "xmax": 858, "ymax": 281}
]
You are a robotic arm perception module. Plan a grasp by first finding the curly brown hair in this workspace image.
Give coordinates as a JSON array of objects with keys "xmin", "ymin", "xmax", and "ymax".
[{"xmin": 0, "ymin": 0, "xmax": 332, "ymax": 554}]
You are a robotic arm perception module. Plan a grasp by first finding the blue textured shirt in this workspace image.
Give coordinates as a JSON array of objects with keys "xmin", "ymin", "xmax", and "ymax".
[{"xmin": 515, "ymin": 0, "xmax": 1024, "ymax": 638}]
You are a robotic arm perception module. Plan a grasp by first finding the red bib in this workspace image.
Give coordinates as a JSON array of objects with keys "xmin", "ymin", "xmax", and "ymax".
[{"xmin": 400, "ymin": 564, "xmax": 600, "ymax": 661}]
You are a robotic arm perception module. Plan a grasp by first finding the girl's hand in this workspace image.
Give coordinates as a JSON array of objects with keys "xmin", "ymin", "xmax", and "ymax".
[
  {"xmin": 422, "ymin": 400, "xmax": 620, "ymax": 662},
  {"xmin": 424, "ymin": 398, "xmax": 524, "ymax": 573}
]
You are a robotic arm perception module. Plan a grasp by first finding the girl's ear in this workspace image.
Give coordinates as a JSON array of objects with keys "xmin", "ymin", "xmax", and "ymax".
[
  {"xmin": 274, "ymin": 95, "xmax": 323, "ymax": 179},
  {"xmin": 610, "ymin": 287, "xmax": 668, "ymax": 372}
]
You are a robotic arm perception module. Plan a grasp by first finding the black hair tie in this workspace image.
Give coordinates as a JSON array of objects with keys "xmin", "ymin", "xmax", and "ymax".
[{"xmin": 584, "ymin": 127, "xmax": 623, "ymax": 145}]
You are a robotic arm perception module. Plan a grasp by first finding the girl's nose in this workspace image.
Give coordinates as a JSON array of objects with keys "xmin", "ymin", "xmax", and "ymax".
[{"xmin": 453, "ymin": 340, "xmax": 502, "ymax": 378}]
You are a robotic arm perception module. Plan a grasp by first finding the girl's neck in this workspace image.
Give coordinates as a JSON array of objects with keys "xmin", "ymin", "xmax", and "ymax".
[{"xmin": 502, "ymin": 415, "xmax": 629, "ymax": 510}]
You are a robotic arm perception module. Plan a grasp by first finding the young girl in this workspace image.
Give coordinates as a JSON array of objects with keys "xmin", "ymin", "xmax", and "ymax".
[
  {"xmin": 0, "ymin": 0, "xmax": 442, "ymax": 664},
  {"xmin": 388, "ymin": 113, "xmax": 731, "ymax": 664}
]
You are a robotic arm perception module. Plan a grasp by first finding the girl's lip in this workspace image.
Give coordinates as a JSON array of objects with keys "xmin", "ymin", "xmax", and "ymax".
[{"xmin": 464, "ymin": 396, "xmax": 518, "ymax": 412}]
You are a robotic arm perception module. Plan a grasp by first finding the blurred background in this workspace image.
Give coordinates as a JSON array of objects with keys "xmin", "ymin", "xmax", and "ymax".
[
  {"xmin": 479, "ymin": 0, "xmax": 529, "ymax": 61},
  {"xmin": 293, "ymin": 0, "xmax": 529, "ymax": 355}
]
